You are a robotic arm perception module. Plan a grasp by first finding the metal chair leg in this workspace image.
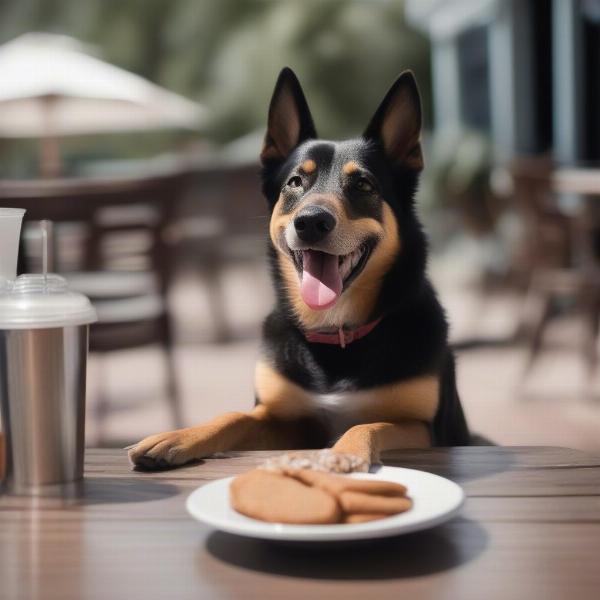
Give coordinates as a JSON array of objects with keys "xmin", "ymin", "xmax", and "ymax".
[
  {"xmin": 93, "ymin": 354, "xmax": 111, "ymax": 446},
  {"xmin": 161, "ymin": 314, "xmax": 183, "ymax": 429},
  {"xmin": 580, "ymin": 287, "xmax": 600, "ymax": 378},
  {"xmin": 522, "ymin": 292, "xmax": 553, "ymax": 377}
]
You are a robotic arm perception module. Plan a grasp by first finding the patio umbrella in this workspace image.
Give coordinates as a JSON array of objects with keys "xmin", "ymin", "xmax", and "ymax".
[{"xmin": 0, "ymin": 33, "xmax": 207, "ymax": 176}]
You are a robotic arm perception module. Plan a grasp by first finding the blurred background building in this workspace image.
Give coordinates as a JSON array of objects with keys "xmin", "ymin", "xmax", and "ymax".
[
  {"xmin": 408, "ymin": 0, "xmax": 600, "ymax": 163},
  {"xmin": 0, "ymin": 0, "xmax": 599, "ymax": 451}
]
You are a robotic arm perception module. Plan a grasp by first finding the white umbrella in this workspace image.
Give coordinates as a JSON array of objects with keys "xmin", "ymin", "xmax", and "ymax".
[{"xmin": 0, "ymin": 33, "xmax": 207, "ymax": 175}]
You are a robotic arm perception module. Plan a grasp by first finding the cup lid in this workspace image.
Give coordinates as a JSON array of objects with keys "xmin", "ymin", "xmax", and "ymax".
[{"xmin": 0, "ymin": 274, "xmax": 97, "ymax": 329}]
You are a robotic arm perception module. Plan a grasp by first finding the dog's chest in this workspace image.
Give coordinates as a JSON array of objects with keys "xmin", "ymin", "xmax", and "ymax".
[
  {"xmin": 305, "ymin": 381, "xmax": 439, "ymax": 440},
  {"xmin": 255, "ymin": 360, "xmax": 440, "ymax": 437},
  {"xmin": 306, "ymin": 388, "xmax": 376, "ymax": 438}
]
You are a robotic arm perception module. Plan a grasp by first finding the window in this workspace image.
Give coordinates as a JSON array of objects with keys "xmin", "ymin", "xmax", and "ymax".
[
  {"xmin": 582, "ymin": 1, "xmax": 600, "ymax": 160},
  {"xmin": 457, "ymin": 25, "xmax": 491, "ymax": 132}
]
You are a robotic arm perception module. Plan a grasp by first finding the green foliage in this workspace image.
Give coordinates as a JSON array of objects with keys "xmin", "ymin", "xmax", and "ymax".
[{"xmin": 0, "ymin": 0, "xmax": 431, "ymax": 161}]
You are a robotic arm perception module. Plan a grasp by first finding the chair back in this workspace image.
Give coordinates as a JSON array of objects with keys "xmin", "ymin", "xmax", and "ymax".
[{"xmin": 0, "ymin": 170, "xmax": 189, "ymax": 292}]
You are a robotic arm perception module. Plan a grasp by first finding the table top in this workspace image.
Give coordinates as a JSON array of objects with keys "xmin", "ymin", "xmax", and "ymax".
[
  {"xmin": 1, "ymin": 446, "xmax": 600, "ymax": 600},
  {"xmin": 552, "ymin": 168, "xmax": 600, "ymax": 195}
]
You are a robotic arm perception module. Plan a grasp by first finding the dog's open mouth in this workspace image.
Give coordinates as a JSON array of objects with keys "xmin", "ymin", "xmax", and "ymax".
[{"xmin": 290, "ymin": 241, "xmax": 374, "ymax": 310}]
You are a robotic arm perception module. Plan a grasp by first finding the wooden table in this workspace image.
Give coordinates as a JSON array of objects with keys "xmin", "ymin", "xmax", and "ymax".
[
  {"xmin": 1, "ymin": 447, "xmax": 600, "ymax": 600},
  {"xmin": 552, "ymin": 168, "xmax": 600, "ymax": 196}
]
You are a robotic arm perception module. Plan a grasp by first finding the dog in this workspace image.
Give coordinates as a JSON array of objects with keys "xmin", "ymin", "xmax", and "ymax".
[{"xmin": 128, "ymin": 67, "xmax": 470, "ymax": 470}]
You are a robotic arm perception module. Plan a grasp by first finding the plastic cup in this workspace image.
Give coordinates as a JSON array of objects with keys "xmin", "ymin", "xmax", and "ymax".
[{"xmin": 0, "ymin": 208, "xmax": 25, "ymax": 282}]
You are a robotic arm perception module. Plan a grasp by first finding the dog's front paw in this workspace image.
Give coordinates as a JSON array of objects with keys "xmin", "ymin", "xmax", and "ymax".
[{"xmin": 128, "ymin": 428, "xmax": 206, "ymax": 470}]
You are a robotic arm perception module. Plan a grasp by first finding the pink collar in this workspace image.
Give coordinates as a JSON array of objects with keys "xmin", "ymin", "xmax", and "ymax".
[{"xmin": 304, "ymin": 317, "xmax": 383, "ymax": 349}]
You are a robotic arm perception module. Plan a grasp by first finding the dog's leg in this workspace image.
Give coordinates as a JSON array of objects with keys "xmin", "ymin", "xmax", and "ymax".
[
  {"xmin": 332, "ymin": 421, "xmax": 430, "ymax": 465},
  {"xmin": 128, "ymin": 405, "xmax": 289, "ymax": 469}
]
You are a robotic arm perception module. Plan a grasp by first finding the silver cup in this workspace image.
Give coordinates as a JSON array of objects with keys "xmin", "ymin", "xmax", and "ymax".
[
  {"xmin": 0, "ymin": 215, "xmax": 96, "ymax": 495},
  {"xmin": 0, "ymin": 325, "xmax": 89, "ymax": 494}
]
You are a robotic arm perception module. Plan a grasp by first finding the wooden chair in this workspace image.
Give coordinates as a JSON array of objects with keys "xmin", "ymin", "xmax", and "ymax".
[
  {"xmin": 173, "ymin": 161, "xmax": 267, "ymax": 342},
  {"xmin": 0, "ymin": 170, "xmax": 188, "ymax": 438},
  {"xmin": 509, "ymin": 159, "xmax": 600, "ymax": 374}
]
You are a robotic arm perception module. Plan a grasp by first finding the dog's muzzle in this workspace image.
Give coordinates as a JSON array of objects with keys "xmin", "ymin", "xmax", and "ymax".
[{"xmin": 293, "ymin": 205, "xmax": 336, "ymax": 245}]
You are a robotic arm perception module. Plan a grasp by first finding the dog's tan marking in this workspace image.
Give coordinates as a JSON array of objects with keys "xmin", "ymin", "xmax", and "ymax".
[
  {"xmin": 277, "ymin": 202, "xmax": 400, "ymax": 329},
  {"xmin": 255, "ymin": 359, "xmax": 439, "ymax": 425},
  {"xmin": 300, "ymin": 159, "xmax": 317, "ymax": 174},
  {"xmin": 269, "ymin": 194, "xmax": 293, "ymax": 247},
  {"xmin": 351, "ymin": 376, "xmax": 439, "ymax": 423},
  {"xmin": 333, "ymin": 421, "xmax": 430, "ymax": 464},
  {"xmin": 260, "ymin": 140, "xmax": 283, "ymax": 162},
  {"xmin": 342, "ymin": 161, "xmax": 359, "ymax": 175},
  {"xmin": 128, "ymin": 404, "xmax": 302, "ymax": 468},
  {"xmin": 271, "ymin": 191, "xmax": 387, "ymax": 259},
  {"xmin": 254, "ymin": 360, "xmax": 313, "ymax": 419}
]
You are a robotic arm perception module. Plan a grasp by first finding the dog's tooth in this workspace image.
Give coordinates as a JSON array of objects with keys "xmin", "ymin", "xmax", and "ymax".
[
  {"xmin": 339, "ymin": 259, "xmax": 347, "ymax": 275},
  {"xmin": 339, "ymin": 256, "xmax": 351, "ymax": 279},
  {"xmin": 353, "ymin": 247, "xmax": 364, "ymax": 268}
]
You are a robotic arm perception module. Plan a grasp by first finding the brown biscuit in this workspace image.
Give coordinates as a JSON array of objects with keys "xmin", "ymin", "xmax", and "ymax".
[
  {"xmin": 230, "ymin": 469, "xmax": 341, "ymax": 524},
  {"xmin": 338, "ymin": 490, "xmax": 413, "ymax": 515},
  {"xmin": 287, "ymin": 469, "xmax": 407, "ymax": 498},
  {"xmin": 343, "ymin": 513, "xmax": 390, "ymax": 524}
]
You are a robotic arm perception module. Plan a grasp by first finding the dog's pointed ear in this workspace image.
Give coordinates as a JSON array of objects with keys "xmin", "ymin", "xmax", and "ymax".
[
  {"xmin": 261, "ymin": 67, "xmax": 316, "ymax": 164},
  {"xmin": 363, "ymin": 71, "xmax": 424, "ymax": 171}
]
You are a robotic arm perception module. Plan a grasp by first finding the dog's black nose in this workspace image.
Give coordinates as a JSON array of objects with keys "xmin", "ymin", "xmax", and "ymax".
[{"xmin": 294, "ymin": 206, "xmax": 336, "ymax": 244}]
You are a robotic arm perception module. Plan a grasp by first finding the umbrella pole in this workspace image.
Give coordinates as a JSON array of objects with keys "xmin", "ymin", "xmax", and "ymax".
[
  {"xmin": 40, "ymin": 134, "xmax": 62, "ymax": 178},
  {"xmin": 40, "ymin": 95, "xmax": 62, "ymax": 178}
]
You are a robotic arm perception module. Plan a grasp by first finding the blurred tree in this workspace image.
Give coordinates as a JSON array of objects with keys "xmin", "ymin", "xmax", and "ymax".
[
  {"xmin": 199, "ymin": 0, "xmax": 431, "ymax": 141},
  {"xmin": 0, "ymin": 0, "xmax": 430, "ymax": 148}
]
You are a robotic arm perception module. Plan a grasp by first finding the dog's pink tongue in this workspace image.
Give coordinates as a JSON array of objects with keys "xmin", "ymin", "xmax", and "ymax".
[{"xmin": 300, "ymin": 250, "xmax": 342, "ymax": 310}]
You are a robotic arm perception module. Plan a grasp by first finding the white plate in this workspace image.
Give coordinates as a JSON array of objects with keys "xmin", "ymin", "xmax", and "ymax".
[{"xmin": 186, "ymin": 466, "xmax": 465, "ymax": 542}]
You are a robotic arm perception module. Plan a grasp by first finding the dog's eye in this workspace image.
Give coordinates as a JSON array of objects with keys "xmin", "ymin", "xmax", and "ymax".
[
  {"xmin": 355, "ymin": 177, "xmax": 374, "ymax": 193},
  {"xmin": 287, "ymin": 176, "xmax": 303, "ymax": 188}
]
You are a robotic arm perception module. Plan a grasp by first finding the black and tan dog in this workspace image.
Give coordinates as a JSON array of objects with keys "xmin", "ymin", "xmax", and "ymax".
[{"xmin": 128, "ymin": 67, "xmax": 470, "ymax": 470}]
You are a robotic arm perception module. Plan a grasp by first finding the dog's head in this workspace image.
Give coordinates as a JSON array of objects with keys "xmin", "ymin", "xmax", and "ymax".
[{"xmin": 261, "ymin": 67, "xmax": 426, "ymax": 329}]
